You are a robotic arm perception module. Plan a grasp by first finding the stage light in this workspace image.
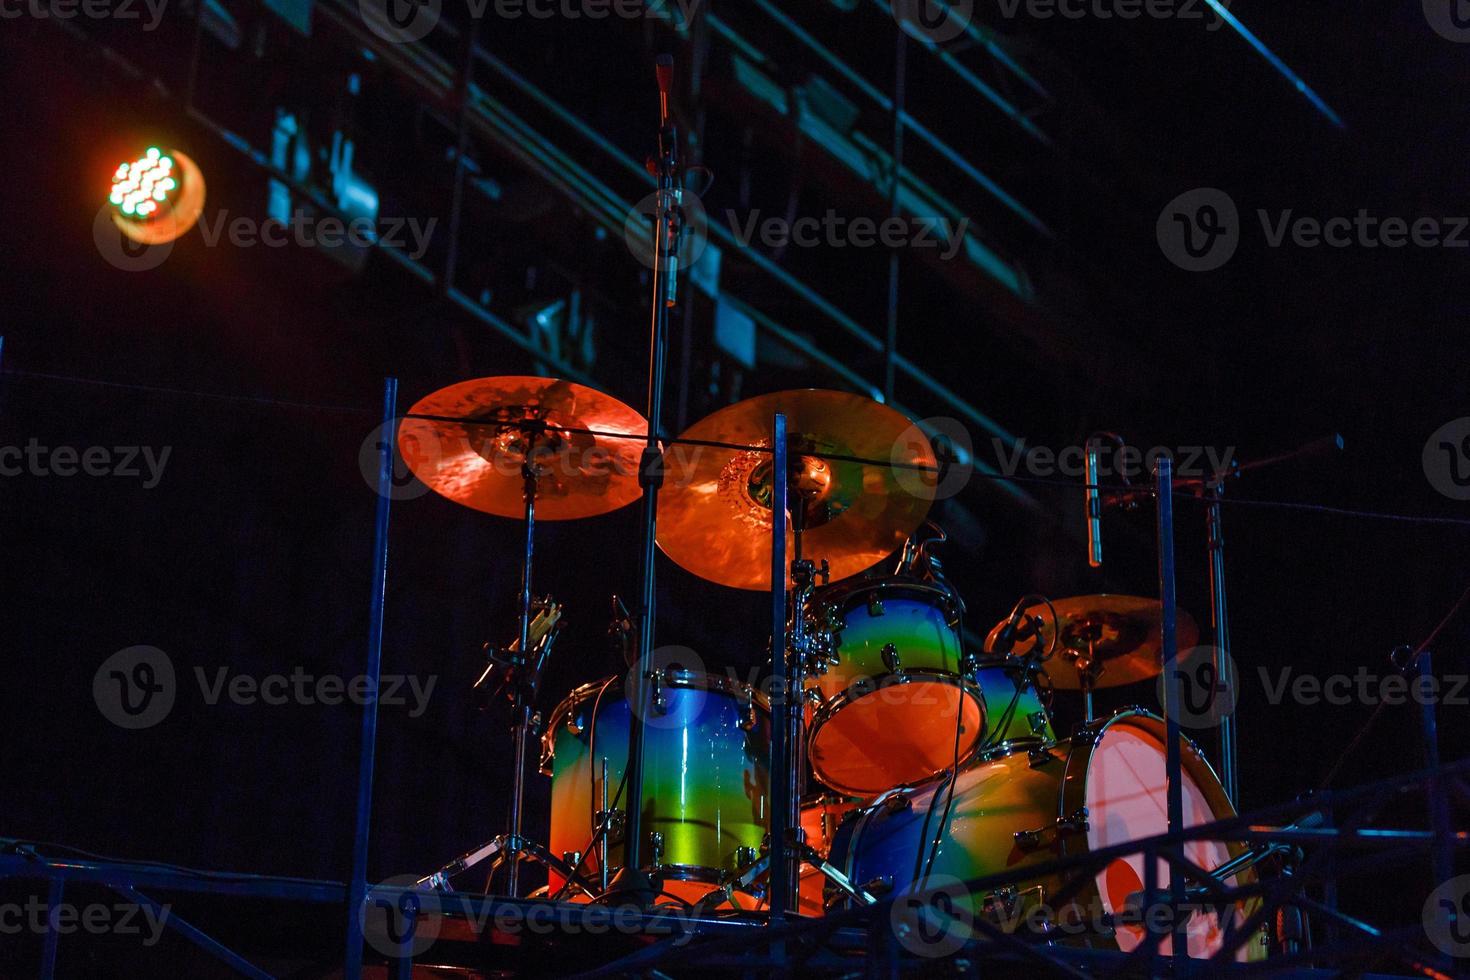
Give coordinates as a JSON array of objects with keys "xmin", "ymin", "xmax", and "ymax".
[{"xmin": 107, "ymin": 147, "xmax": 206, "ymax": 246}]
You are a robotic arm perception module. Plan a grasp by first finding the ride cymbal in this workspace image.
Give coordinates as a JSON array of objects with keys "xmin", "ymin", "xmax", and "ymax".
[
  {"xmin": 398, "ymin": 376, "xmax": 647, "ymax": 520},
  {"xmin": 986, "ymin": 594, "xmax": 1201, "ymax": 689},
  {"xmin": 655, "ymin": 389, "xmax": 938, "ymax": 590}
]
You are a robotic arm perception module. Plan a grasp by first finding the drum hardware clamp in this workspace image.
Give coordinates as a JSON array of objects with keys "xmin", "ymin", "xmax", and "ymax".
[{"xmin": 1013, "ymin": 807, "xmax": 1091, "ymax": 851}]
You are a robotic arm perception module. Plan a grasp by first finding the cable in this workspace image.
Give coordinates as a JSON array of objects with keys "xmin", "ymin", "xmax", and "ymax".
[{"xmin": 1317, "ymin": 580, "xmax": 1470, "ymax": 791}]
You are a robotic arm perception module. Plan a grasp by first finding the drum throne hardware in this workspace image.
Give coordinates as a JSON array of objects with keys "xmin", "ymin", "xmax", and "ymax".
[{"xmin": 400, "ymin": 376, "xmax": 648, "ymax": 898}]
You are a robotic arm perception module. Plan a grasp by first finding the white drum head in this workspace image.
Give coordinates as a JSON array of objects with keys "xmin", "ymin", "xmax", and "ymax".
[{"xmin": 1084, "ymin": 720, "xmax": 1251, "ymax": 960}]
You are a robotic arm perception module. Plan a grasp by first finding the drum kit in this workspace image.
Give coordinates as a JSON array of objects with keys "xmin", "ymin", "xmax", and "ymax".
[{"xmin": 397, "ymin": 374, "xmax": 1267, "ymax": 960}]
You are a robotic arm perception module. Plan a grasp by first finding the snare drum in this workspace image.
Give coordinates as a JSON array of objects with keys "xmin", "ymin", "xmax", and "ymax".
[
  {"xmin": 829, "ymin": 709, "xmax": 1265, "ymax": 959},
  {"xmin": 540, "ymin": 671, "xmax": 770, "ymax": 901},
  {"xmin": 805, "ymin": 578, "xmax": 984, "ymax": 796}
]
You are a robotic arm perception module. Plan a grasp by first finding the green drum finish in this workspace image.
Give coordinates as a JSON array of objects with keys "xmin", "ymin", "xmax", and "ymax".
[{"xmin": 540, "ymin": 672, "xmax": 770, "ymax": 892}]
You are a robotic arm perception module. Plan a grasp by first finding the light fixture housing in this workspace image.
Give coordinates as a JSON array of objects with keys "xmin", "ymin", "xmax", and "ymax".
[{"xmin": 108, "ymin": 147, "xmax": 206, "ymax": 245}]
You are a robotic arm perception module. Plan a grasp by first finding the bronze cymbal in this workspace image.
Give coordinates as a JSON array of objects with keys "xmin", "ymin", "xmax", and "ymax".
[
  {"xmin": 398, "ymin": 376, "xmax": 647, "ymax": 520},
  {"xmin": 986, "ymin": 595, "xmax": 1200, "ymax": 689},
  {"xmin": 655, "ymin": 390, "xmax": 938, "ymax": 590}
]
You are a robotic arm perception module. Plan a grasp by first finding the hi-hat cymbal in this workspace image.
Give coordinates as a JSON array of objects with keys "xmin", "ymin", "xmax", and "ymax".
[
  {"xmin": 398, "ymin": 376, "xmax": 647, "ymax": 520},
  {"xmin": 986, "ymin": 595, "xmax": 1200, "ymax": 689},
  {"xmin": 655, "ymin": 390, "xmax": 938, "ymax": 590}
]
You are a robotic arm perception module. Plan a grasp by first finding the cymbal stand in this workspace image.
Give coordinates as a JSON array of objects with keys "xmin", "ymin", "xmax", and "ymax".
[{"xmin": 417, "ymin": 459, "xmax": 588, "ymax": 898}]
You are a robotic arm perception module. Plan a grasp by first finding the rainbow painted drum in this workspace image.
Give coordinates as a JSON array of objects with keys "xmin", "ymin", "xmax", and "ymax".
[
  {"xmin": 805, "ymin": 579, "xmax": 984, "ymax": 796},
  {"xmin": 539, "ymin": 672, "xmax": 770, "ymax": 900},
  {"xmin": 829, "ymin": 710, "xmax": 1265, "ymax": 959},
  {"xmin": 971, "ymin": 657, "xmax": 1056, "ymax": 759}
]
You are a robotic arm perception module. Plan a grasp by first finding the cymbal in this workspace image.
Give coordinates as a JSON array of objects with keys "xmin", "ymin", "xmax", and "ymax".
[
  {"xmin": 986, "ymin": 594, "xmax": 1200, "ymax": 689},
  {"xmin": 398, "ymin": 376, "xmax": 647, "ymax": 520},
  {"xmin": 655, "ymin": 390, "xmax": 938, "ymax": 590}
]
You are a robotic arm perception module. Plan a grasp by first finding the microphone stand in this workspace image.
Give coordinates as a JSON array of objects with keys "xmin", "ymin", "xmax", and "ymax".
[{"xmin": 611, "ymin": 55, "xmax": 682, "ymax": 903}]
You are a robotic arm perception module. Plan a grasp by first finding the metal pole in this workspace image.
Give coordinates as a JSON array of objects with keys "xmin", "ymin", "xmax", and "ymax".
[
  {"xmin": 620, "ymin": 103, "xmax": 679, "ymax": 895},
  {"xmin": 1208, "ymin": 484, "xmax": 1239, "ymax": 806},
  {"xmin": 345, "ymin": 377, "xmax": 398, "ymax": 978},
  {"xmin": 1419, "ymin": 652, "xmax": 1454, "ymax": 895},
  {"xmin": 883, "ymin": 28, "xmax": 907, "ymax": 402},
  {"xmin": 40, "ymin": 877, "xmax": 62, "ymax": 980},
  {"xmin": 506, "ymin": 472, "xmax": 536, "ymax": 897},
  {"xmin": 1156, "ymin": 457, "xmax": 1186, "ymax": 956},
  {"xmin": 768, "ymin": 413, "xmax": 791, "ymax": 920}
]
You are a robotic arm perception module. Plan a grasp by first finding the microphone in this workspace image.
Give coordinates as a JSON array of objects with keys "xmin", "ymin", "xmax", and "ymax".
[
  {"xmin": 650, "ymin": 55, "xmax": 682, "ymax": 309},
  {"xmin": 1085, "ymin": 436, "xmax": 1103, "ymax": 569},
  {"xmin": 990, "ymin": 596, "xmax": 1036, "ymax": 656}
]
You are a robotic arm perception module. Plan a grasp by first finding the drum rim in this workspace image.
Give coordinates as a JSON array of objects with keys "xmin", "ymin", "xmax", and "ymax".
[
  {"xmin": 1056, "ymin": 706, "xmax": 1263, "ymax": 939},
  {"xmin": 813, "ymin": 575, "xmax": 963, "ymax": 621},
  {"xmin": 806, "ymin": 670, "xmax": 986, "ymax": 796},
  {"xmin": 540, "ymin": 670, "xmax": 773, "ymax": 773}
]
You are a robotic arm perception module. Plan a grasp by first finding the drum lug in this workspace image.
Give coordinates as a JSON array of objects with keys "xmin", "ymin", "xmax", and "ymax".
[
  {"xmin": 739, "ymin": 688, "xmax": 758, "ymax": 731},
  {"xmin": 1014, "ymin": 807, "xmax": 1089, "ymax": 851},
  {"xmin": 878, "ymin": 792, "xmax": 912, "ymax": 815},
  {"xmin": 867, "ymin": 596, "xmax": 884, "ymax": 617},
  {"xmin": 648, "ymin": 671, "xmax": 667, "ymax": 715},
  {"xmin": 880, "ymin": 643, "xmax": 902, "ymax": 675},
  {"xmin": 1027, "ymin": 746, "xmax": 1056, "ymax": 769},
  {"xmin": 649, "ymin": 831, "xmax": 665, "ymax": 868},
  {"xmin": 734, "ymin": 845, "xmax": 758, "ymax": 869}
]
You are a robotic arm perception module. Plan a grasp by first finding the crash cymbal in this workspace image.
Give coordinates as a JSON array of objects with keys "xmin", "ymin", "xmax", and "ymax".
[
  {"xmin": 986, "ymin": 595, "xmax": 1200, "ymax": 689},
  {"xmin": 655, "ymin": 390, "xmax": 938, "ymax": 590},
  {"xmin": 398, "ymin": 376, "xmax": 647, "ymax": 520}
]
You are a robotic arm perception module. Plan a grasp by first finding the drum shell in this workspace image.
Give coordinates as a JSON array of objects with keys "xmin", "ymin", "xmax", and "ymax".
[
  {"xmin": 540, "ymin": 673, "xmax": 771, "ymax": 892},
  {"xmin": 805, "ymin": 579, "xmax": 984, "ymax": 795},
  {"xmin": 829, "ymin": 710, "xmax": 1265, "ymax": 959}
]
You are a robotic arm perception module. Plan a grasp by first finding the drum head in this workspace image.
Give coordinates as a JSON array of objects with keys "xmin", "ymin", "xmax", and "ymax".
[
  {"xmin": 1079, "ymin": 714, "xmax": 1249, "ymax": 959},
  {"xmin": 808, "ymin": 679, "xmax": 983, "ymax": 796}
]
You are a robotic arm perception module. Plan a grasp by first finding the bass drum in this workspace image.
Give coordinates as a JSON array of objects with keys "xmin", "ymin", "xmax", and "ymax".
[
  {"xmin": 829, "ymin": 709, "xmax": 1265, "ymax": 960},
  {"xmin": 539, "ymin": 671, "xmax": 770, "ymax": 905}
]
